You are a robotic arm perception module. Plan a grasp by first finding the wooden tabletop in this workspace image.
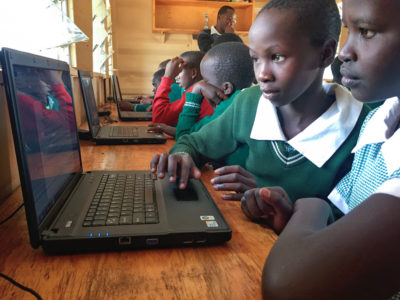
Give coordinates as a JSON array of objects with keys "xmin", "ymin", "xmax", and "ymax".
[{"xmin": 0, "ymin": 114, "xmax": 277, "ymax": 300}]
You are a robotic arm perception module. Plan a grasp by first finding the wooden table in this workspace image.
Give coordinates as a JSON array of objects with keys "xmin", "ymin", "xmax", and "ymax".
[{"xmin": 0, "ymin": 117, "xmax": 277, "ymax": 299}]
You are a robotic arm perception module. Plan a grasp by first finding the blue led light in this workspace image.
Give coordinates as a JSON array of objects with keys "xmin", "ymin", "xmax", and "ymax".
[
  {"xmin": 98, "ymin": 233, "xmax": 101, "ymax": 237},
  {"xmin": 106, "ymin": 232, "xmax": 109, "ymax": 237},
  {"xmin": 89, "ymin": 233, "xmax": 93, "ymax": 238}
]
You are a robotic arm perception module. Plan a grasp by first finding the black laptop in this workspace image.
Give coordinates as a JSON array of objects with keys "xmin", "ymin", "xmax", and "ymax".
[
  {"xmin": 111, "ymin": 75, "xmax": 153, "ymax": 121},
  {"xmin": 114, "ymin": 74, "xmax": 141, "ymax": 104},
  {"xmin": 0, "ymin": 48, "xmax": 231, "ymax": 254},
  {"xmin": 78, "ymin": 70, "xmax": 165, "ymax": 145}
]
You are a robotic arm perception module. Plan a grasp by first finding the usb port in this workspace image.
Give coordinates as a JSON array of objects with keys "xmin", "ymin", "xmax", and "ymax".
[
  {"xmin": 118, "ymin": 237, "xmax": 131, "ymax": 245},
  {"xmin": 146, "ymin": 238, "xmax": 159, "ymax": 246}
]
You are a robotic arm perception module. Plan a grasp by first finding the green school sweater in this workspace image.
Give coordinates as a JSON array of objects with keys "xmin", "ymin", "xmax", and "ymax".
[
  {"xmin": 170, "ymin": 85, "xmax": 371, "ymax": 202},
  {"xmin": 175, "ymin": 90, "xmax": 240, "ymax": 140}
]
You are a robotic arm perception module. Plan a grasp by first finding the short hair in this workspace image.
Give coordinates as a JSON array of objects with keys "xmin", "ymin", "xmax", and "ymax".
[
  {"xmin": 205, "ymin": 42, "xmax": 254, "ymax": 91},
  {"xmin": 213, "ymin": 33, "xmax": 243, "ymax": 47},
  {"xmin": 180, "ymin": 51, "xmax": 204, "ymax": 69},
  {"xmin": 158, "ymin": 59, "xmax": 170, "ymax": 70},
  {"xmin": 218, "ymin": 5, "xmax": 235, "ymax": 16},
  {"xmin": 258, "ymin": 0, "xmax": 341, "ymax": 48},
  {"xmin": 153, "ymin": 68, "xmax": 165, "ymax": 84}
]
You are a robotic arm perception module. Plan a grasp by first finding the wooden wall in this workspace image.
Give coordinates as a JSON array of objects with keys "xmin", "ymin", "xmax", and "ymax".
[{"xmin": 111, "ymin": 0, "xmax": 269, "ymax": 97}]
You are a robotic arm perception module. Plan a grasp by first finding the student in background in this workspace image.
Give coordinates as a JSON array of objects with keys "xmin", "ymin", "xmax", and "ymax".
[
  {"xmin": 152, "ymin": 51, "xmax": 214, "ymax": 126},
  {"xmin": 198, "ymin": 6, "xmax": 236, "ymax": 53},
  {"xmin": 150, "ymin": 0, "xmax": 370, "ymax": 210},
  {"xmin": 175, "ymin": 41, "xmax": 254, "ymax": 141},
  {"xmin": 240, "ymin": 0, "xmax": 400, "ymax": 298}
]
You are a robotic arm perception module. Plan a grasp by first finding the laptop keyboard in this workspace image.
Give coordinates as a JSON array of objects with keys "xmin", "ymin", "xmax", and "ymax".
[
  {"xmin": 110, "ymin": 126, "xmax": 138, "ymax": 137},
  {"xmin": 83, "ymin": 173, "xmax": 158, "ymax": 227}
]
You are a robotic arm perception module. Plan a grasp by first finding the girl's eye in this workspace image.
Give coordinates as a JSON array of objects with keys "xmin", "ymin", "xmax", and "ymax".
[
  {"xmin": 360, "ymin": 28, "xmax": 376, "ymax": 39},
  {"xmin": 272, "ymin": 54, "xmax": 285, "ymax": 62},
  {"xmin": 251, "ymin": 56, "xmax": 259, "ymax": 63}
]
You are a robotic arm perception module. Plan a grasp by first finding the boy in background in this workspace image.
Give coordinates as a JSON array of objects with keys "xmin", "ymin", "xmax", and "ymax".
[
  {"xmin": 241, "ymin": 0, "xmax": 400, "ymax": 298},
  {"xmin": 152, "ymin": 51, "xmax": 214, "ymax": 126},
  {"xmin": 176, "ymin": 41, "xmax": 253, "ymax": 140}
]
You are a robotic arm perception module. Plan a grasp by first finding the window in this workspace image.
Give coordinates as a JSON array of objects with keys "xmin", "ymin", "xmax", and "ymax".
[
  {"xmin": 0, "ymin": 0, "xmax": 87, "ymax": 64},
  {"xmin": 92, "ymin": 0, "xmax": 113, "ymax": 74}
]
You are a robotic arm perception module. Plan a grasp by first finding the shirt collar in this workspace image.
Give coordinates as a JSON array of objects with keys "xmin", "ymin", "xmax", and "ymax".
[
  {"xmin": 352, "ymin": 97, "xmax": 400, "ymax": 175},
  {"xmin": 210, "ymin": 25, "xmax": 221, "ymax": 35},
  {"xmin": 250, "ymin": 83, "xmax": 364, "ymax": 167}
]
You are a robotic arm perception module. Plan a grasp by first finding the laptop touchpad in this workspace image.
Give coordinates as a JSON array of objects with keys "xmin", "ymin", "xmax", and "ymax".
[{"xmin": 172, "ymin": 180, "xmax": 199, "ymax": 201}]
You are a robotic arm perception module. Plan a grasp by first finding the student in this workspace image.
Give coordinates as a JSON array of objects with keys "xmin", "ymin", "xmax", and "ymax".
[
  {"xmin": 152, "ymin": 51, "xmax": 214, "ymax": 126},
  {"xmin": 148, "ymin": 42, "xmax": 253, "ymax": 139},
  {"xmin": 240, "ymin": 0, "xmax": 400, "ymax": 298},
  {"xmin": 198, "ymin": 6, "xmax": 236, "ymax": 53},
  {"xmin": 150, "ymin": 0, "xmax": 370, "ymax": 211},
  {"xmin": 175, "ymin": 41, "xmax": 254, "ymax": 141}
]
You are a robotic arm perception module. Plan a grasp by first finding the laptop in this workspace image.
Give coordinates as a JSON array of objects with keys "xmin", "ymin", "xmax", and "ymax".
[
  {"xmin": 0, "ymin": 47, "xmax": 231, "ymax": 254},
  {"xmin": 111, "ymin": 75, "xmax": 153, "ymax": 121},
  {"xmin": 114, "ymin": 74, "xmax": 141, "ymax": 104},
  {"xmin": 78, "ymin": 70, "xmax": 166, "ymax": 145}
]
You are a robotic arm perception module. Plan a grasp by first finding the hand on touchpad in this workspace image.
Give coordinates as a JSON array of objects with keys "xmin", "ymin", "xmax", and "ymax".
[{"xmin": 173, "ymin": 180, "xmax": 198, "ymax": 201}]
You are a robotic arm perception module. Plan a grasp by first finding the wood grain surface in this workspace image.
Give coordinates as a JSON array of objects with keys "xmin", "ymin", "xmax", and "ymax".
[{"xmin": 0, "ymin": 112, "xmax": 277, "ymax": 300}]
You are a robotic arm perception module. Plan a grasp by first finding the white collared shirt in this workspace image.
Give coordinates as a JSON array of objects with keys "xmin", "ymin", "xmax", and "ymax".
[
  {"xmin": 210, "ymin": 25, "xmax": 221, "ymax": 36},
  {"xmin": 250, "ymin": 83, "xmax": 363, "ymax": 168}
]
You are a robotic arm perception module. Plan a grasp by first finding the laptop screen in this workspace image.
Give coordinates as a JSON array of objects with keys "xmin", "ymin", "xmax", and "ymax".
[
  {"xmin": 12, "ymin": 64, "xmax": 81, "ymax": 224},
  {"xmin": 78, "ymin": 73, "xmax": 100, "ymax": 137}
]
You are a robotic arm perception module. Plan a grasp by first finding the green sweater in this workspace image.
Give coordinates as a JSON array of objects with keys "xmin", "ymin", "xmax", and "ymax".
[
  {"xmin": 175, "ymin": 90, "xmax": 240, "ymax": 140},
  {"xmin": 170, "ymin": 85, "xmax": 370, "ymax": 202}
]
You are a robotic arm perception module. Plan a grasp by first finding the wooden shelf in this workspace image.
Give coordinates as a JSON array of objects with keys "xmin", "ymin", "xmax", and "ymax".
[{"xmin": 152, "ymin": 0, "xmax": 254, "ymax": 34}]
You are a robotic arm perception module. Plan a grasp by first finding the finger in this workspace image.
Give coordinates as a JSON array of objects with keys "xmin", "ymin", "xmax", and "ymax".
[
  {"xmin": 246, "ymin": 189, "xmax": 273, "ymax": 219},
  {"xmin": 259, "ymin": 188, "xmax": 292, "ymax": 216},
  {"xmin": 177, "ymin": 155, "xmax": 194, "ymax": 189},
  {"xmin": 241, "ymin": 191, "xmax": 262, "ymax": 220},
  {"xmin": 150, "ymin": 154, "xmax": 160, "ymax": 173},
  {"xmin": 211, "ymin": 174, "xmax": 257, "ymax": 191},
  {"xmin": 167, "ymin": 154, "xmax": 179, "ymax": 183},
  {"xmin": 221, "ymin": 192, "xmax": 243, "ymax": 201},
  {"xmin": 213, "ymin": 182, "xmax": 245, "ymax": 192},
  {"xmin": 157, "ymin": 153, "xmax": 170, "ymax": 179}
]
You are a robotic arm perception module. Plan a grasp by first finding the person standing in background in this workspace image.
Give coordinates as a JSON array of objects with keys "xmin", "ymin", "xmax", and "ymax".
[{"xmin": 197, "ymin": 6, "xmax": 236, "ymax": 53}]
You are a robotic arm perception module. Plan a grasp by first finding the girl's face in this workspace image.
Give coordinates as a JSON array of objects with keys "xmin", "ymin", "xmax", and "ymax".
[
  {"xmin": 339, "ymin": 0, "xmax": 400, "ymax": 102},
  {"xmin": 249, "ymin": 9, "xmax": 325, "ymax": 107}
]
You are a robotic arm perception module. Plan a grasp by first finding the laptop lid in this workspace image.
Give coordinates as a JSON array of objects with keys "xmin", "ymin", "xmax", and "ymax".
[
  {"xmin": 0, "ymin": 47, "xmax": 83, "ymax": 248},
  {"xmin": 115, "ymin": 75, "xmax": 124, "ymax": 101},
  {"xmin": 77, "ymin": 70, "xmax": 101, "ymax": 138}
]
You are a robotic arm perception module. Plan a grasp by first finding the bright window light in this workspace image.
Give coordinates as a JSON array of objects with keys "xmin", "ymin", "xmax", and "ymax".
[{"xmin": 0, "ymin": 0, "xmax": 87, "ymax": 63}]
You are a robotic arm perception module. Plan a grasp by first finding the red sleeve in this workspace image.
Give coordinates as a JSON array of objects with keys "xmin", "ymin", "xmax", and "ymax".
[
  {"xmin": 152, "ymin": 76, "xmax": 184, "ymax": 125},
  {"xmin": 152, "ymin": 77, "xmax": 214, "ymax": 125}
]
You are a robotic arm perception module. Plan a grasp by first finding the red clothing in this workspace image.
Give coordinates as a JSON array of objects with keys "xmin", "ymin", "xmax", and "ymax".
[
  {"xmin": 19, "ymin": 83, "xmax": 74, "ymax": 142},
  {"xmin": 152, "ymin": 77, "xmax": 214, "ymax": 125}
]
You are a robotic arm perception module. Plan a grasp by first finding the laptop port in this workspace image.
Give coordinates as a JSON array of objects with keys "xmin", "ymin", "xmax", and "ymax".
[
  {"xmin": 183, "ymin": 240, "xmax": 193, "ymax": 244},
  {"xmin": 195, "ymin": 238, "xmax": 207, "ymax": 244},
  {"xmin": 118, "ymin": 237, "xmax": 131, "ymax": 245},
  {"xmin": 146, "ymin": 238, "xmax": 159, "ymax": 246}
]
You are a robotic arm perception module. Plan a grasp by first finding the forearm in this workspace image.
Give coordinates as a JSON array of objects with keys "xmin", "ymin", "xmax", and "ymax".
[
  {"xmin": 262, "ymin": 194, "xmax": 400, "ymax": 300},
  {"xmin": 175, "ymin": 92, "xmax": 202, "ymax": 140}
]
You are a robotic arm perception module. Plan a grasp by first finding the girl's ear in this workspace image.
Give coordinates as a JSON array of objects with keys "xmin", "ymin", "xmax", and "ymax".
[
  {"xmin": 221, "ymin": 82, "xmax": 234, "ymax": 96},
  {"xmin": 320, "ymin": 39, "xmax": 337, "ymax": 68}
]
